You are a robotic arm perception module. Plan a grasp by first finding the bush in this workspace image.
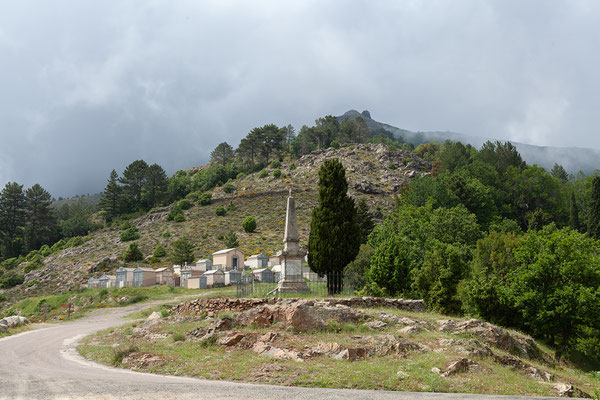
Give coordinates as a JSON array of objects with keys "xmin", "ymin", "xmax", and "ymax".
[
  {"xmin": 258, "ymin": 170, "xmax": 268, "ymax": 179},
  {"xmin": 242, "ymin": 216, "xmax": 257, "ymax": 233},
  {"xmin": 289, "ymin": 163, "xmax": 296, "ymax": 170},
  {"xmin": 198, "ymin": 193, "xmax": 212, "ymax": 206},
  {"xmin": 23, "ymin": 257, "xmax": 44, "ymax": 274},
  {"xmin": 270, "ymin": 160, "xmax": 281, "ymax": 169},
  {"xmin": 25, "ymin": 250, "xmax": 39, "ymax": 261},
  {"xmin": 1, "ymin": 257, "xmax": 22, "ymax": 270},
  {"xmin": 162, "ymin": 231, "xmax": 171, "ymax": 238},
  {"xmin": 173, "ymin": 213, "xmax": 185, "ymax": 222},
  {"xmin": 272, "ymin": 169, "xmax": 281, "ymax": 178},
  {"xmin": 51, "ymin": 239, "xmax": 66, "ymax": 253},
  {"xmin": 120, "ymin": 221, "xmax": 132, "ymax": 230},
  {"xmin": 153, "ymin": 245, "xmax": 166, "ymax": 257},
  {"xmin": 40, "ymin": 245, "xmax": 52, "ymax": 257},
  {"xmin": 236, "ymin": 172, "xmax": 246, "ymax": 180},
  {"xmin": 120, "ymin": 226, "xmax": 140, "ymax": 242},
  {"xmin": 227, "ymin": 201, "xmax": 237, "ymax": 211},
  {"xmin": 0, "ymin": 294, "xmax": 6, "ymax": 302},
  {"xmin": 122, "ymin": 242, "xmax": 143, "ymax": 262},
  {"xmin": 0, "ymin": 273, "xmax": 24, "ymax": 289},
  {"xmin": 223, "ymin": 183, "xmax": 235, "ymax": 194},
  {"xmin": 111, "ymin": 344, "xmax": 138, "ymax": 366},
  {"xmin": 216, "ymin": 205, "xmax": 226, "ymax": 216},
  {"xmin": 65, "ymin": 236, "xmax": 86, "ymax": 248},
  {"xmin": 178, "ymin": 199, "xmax": 191, "ymax": 210}
]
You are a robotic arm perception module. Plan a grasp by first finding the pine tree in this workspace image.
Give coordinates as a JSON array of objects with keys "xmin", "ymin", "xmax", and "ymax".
[
  {"xmin": 120, "ymin": 160, "xmax": 148, "ymax": 207},
  {"xmin": 143, "ymin": 164, "xmax": 168, "ymax": 209},
  {"xmin": 210, "ymin": 142, "xmax": 235, "ymax": 165},
  {"xmin": 122, "ymin": 242, "xmax": 143, "ymax": 262},
  {"xmin": 308, "ymin": 159, "xmax": 360, "ymax": 294},
  {"xmin": 0, "ymin": 182, "xmax": 26, "ymax": 258},
  {"xmin": 171, "ymin": 238, "xmax": 195, "ymax": 265},
  {"xmin": 588, "ymin": 176, "xmax": 600, "ymax": 238},
  {"xmin": 223, "ymin": 231, "xmax": 239, "ymax": 248},
  {"xmin": 356, "ymin": 198, "xmax": 375, "ymax": 244},
  {"xmin": 569, "ymin": 190, "xmax": 581, "ymax": 231},
  {"xmin": 99, "ymin": 170, "xmax": 122, "ymax": 220},
  {"xmin": 24, "ymin": 184, "xmax": 56, "ymax": 252}
]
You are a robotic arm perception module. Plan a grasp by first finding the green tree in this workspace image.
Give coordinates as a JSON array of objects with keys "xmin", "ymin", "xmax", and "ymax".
[
  {"xmin": 210, "ymin": 142, "xmax": 235, "ymax": 165},
  {"xmin": 122, "ymin": 242, "xmax": 143, "ymax": 262},
  {"xmin": 0, "ymin": 182, "xmax": 26, "ymax": 258},
  {"xmin": 223, "ymin": 231, "xmax": 239, "ymax": 248},
  {"xmin": 308, "ymin": 159, "xmax": 360, "ymax": 294},
  {"xmin": 550, "ymin": 163, "xmax": 569, "ymax": 183},
  {"xmin": 24, "ymin": 184, "xmax": 56, "ymax": 252},
  {"xmin": 153, "ymin": 244, "xmax": 166, "ymax": 257},
  {"xmin": 120, "ymin": 160, "xmax": 148, "ymax": 207},
  {"xmin": 356, "ymin": 198, "xmax": 374, "ymax": 244},
  {"xmin": 367, "ymin": 236, "xmax": 410, "ymax": 295},
  {"xmin": 569, "ymin": 190, "xmax": 581, "ymax": 231},
  {"xmin": 167, "ymin": 170, "xmax": 191, "ymax": 202},
  {"xmin": 588, "ymin": 176, "xmax": 600, "ymax": 239},
  {"xmin": 477, "ymin": 140, "xmax": 526, "ymax": 176},
  {"xmin": 343, "ymin": 244, "xmax": 374, "ymax": 292},
  {"xmin": 143, "ymin": 163, "xmax": 168, "ymax": 209},
  {"xmin": 99, "ymin": 170, "xmax": 123, "ymax": 220},
  {"xmin": 171, "ymin": 238, "xmax": 195, "ymax": 265},
  {"xmin": 242, "ymin": 216, "xmax": 257, "ymax": 233}
]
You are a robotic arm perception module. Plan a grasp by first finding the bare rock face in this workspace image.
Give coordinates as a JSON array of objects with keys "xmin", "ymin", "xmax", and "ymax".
[{"xmin": 217, "ymin": 332, "xmax": 245, "ymax": 347}]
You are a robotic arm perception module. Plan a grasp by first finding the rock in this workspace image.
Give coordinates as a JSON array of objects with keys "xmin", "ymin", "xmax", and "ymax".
[
  {"xmin": 146, "ymin": 312, "xmax": 162, "ymax": 322},
  {"xmin": 431, "ymin": 367, "xmax": 441, "ymax": 374},
  {"xmin": 441, "ymin": 358, "xmax": 481, "ymax": 377},
  {"xmin": 366, "ymin": 320, "xmax": 387, "ymax": 330},
  {"xmin": 525, "ymin": 366, "xmax": 554, "ymax": 382},
  {"xmin": 396, "ymin": 370, "xmax": 409, "ymax": 379},
  {"xmin": 436, "ymin": 318, "xmax": 547, "ymax": 363},
  {"xmin": 553, "ymin": 383, "xmax": 591, "ymax": 398},
  {"xmin": 217, "ymin": 332, "xmax": 245, "ymax": 347},
  {"xmin": 398, "ymin": 325, "xmax": 422, "ymax": 335},
  {"xmin": 2, "ymin": 316, "xmax": 29, "ymax": 329},
  {"xmin": 0, "ymin": 324, "xmax": 6, "ymax": 333},
  {"xmin": 252, "ymin": 342, "xmax": 271, "ymax": 354},
  {"xmin": 313, "ymin": 342, "xmax": 344, "ymax": 356},
  {"xmin": 259, "ymin": 332, "xmax": 277, "ymax": 343},
  {"xmin": 334, "ymin": 348, "xmax": 368, "ymax": 361}
]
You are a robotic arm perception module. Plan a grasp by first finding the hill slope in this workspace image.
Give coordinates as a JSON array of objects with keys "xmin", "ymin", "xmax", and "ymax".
[
  {"xmin": 338, "ymin": 109, "xmax": 600, "ymax": 174},
  {"xmin": 3, "ymin": 144, "xmax": 430, "ymax": 303}
]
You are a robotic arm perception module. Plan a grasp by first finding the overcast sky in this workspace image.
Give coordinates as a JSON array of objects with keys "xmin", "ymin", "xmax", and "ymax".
[{"xmin": 1, "ymin": 1, "xmax": 599, "ymax": 197}]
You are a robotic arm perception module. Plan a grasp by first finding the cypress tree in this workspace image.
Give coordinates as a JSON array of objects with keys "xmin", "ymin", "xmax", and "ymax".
[
  {"xmin": 171, "ymin": 238, "xmax": 195, "ymax": 265},
  {"xmin": 569, "ymin": 190, "xmax": 581, "ymax": 231},
  {"xmin": 589, "ymin": 176, "xmax": 600, "ymax": 238},
  {"xmin": 308, "ymin": 159, "xmax": 360, "ymax": 294}
]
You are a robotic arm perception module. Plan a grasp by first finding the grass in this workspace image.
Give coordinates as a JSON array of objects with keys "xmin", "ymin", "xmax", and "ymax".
[
  {"xmin": 0, "ymin": 285, "xmax": 235, "ymax": 322},
  {"xmin": 77, "ymin": 304, "xmax": 600, "ymax": 396}
]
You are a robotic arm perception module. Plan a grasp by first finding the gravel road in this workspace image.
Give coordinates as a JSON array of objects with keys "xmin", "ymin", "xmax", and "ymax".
[{"xmin": 0, "ymin": 299, "xmax": 560, "ymax": 400}]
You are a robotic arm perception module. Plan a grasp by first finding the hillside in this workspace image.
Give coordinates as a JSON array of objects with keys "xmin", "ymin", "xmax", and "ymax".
[
  {"xmin": 338, "ymin": 110, "xmax": 600, "ymax": 174},
  {"xmin": 1, "ymin": 144, "xmax": 430, "ymax": 304}
]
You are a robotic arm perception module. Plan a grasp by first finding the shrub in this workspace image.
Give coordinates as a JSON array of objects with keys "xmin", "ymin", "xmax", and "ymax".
[
  {"xmin": 199, "ymin": 334, "xmax": 217, "ymax": 348},
  {"xmin": 227, "ymin": 201, "xmax": 237, "ymax": 211},
  {"xmin": 0, "ymin": 273, "xmax": 24, "ymax": 289},
  {"xmin": 198, "ymin": 193, "xmax": 212, "ymax": 206},
  {"xmin": 270, "ymin": 160, "xmax": 281, "ymax": 169},
  {"xmin": 272, "ymin": 169, "xmax": 281, "ymax": 178},
  {"xmin": 122, "ymin": 242, "xmax": 143, "ymax": 262},
  {"xmin": 25, "ymin": 250, "xmax": 39, "ymax": 261},
  {"xmin": 242, "ymin": 216, "xmax": 257, "ymax": 233},
  {"xmin": 162, "ymin": 231, "xmax": 171, "ymax": 238},
  {"xmin": 40, "ymin": 245, "xmax": 52, "ymax": 257},
  {"xmin": 388, "ymin": 163, "xmax": 396, "ymax": 170},
  {"xmin": 153, "ymin": 245, "xmax": 166, "ymax": 257},
  {"xmin": 223, "ymin": 231, "xmax": 239, "ymax": 248},
  {"xmin": 120, "ymin": 221, "xmax": 132, "ymax": 230},
  {"xmin": 1, "ymin": 257, "xmax": 22, "ymax": 270},
  {"xmin": 330, "ymin": 140, "xmax": 340, "ymax": 149},
  {"xmin": 27, "ymin": 280, "xmax": 39, "ymax": 287},
  {"xmin": 178, "ymin": 199, "xmax": 191, "ymax": 210},
  {"xmin": 173, "ymin": 213, "xmax": 185, "ymax": 222},
  {"xmin": 236, "ymin": 172, "xmax": 246, "ymax": 180},
  {"xmin": 23, "ymin": 257, "xmax": 44, "ymax": 274},
  {"xmin": 0, "ymin": 294, "xmax": 6, "ymax": 302},
  {"xmin": 51, "ymin": 239, "xmax": 66, "ymax": 253},
  {"xmin": 258, "ymin": 170, "xmax": 268, "ymax": 179},
  {"xmin": 223, "ymin": 183, "xmax": 235, "ymax": 194},
  {"xmin": 120, "ymin": 226, "xmax": 140, "ymax": 242},
  {"xmin": 289, "ymin": 163, "xmax": 296, "ymax": 170},
  {"xmin": 65, "ymin": 236, "xmax": 86, "ymax": 248},
  {"xmin": 216, "ymin": 205, "xmax": 226, "ymax": 216}
]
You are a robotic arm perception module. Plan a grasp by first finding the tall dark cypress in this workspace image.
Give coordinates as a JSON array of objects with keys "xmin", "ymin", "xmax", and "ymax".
[
  {"xmin": 588, "ymin": 176, "xmax": 600, "ymax": 238},
  {"xmin": 569, "ymin": 190, "xmax": 581, "ymax": 231},
  {"xmin": 308, "ymin": 159, "xmax": 360, "ymax": 294}
]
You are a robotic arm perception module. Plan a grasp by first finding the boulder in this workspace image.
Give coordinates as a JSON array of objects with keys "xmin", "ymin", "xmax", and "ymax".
[
  {"xmin": 553, "ymin": 383, "xmax": 591, "ymax": 398},
  {"xmin": 334, "ymin": 347, "xmax": 368, "ymax": 361},
  {"xmin": 441, "ymin": 358, "xmax": 481, "ymax": 377},
  {"xmin": 366, "ymin": 320, "xmax": 387, "ymax": 330},
  {"xmin": 2, "ymin": 316, "xmax": 29, "ymax": 329},
  {"xmin": 217, "ymin": 332, "xmax": 245, "ymax": 347},
  {"xmin": 146, "ymin": 312, "xmax": 162, "ymax": 322}
]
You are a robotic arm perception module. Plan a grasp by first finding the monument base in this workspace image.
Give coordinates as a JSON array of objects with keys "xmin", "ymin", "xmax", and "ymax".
[{"xmin": 276, "ymin": 275, "xmax": 309, "ymax": 293}]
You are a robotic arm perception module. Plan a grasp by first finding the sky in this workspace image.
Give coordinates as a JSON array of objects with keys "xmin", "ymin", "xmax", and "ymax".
[{"xmin": 1, "ymin": 0, "xmax": 599, "ymax": 197}]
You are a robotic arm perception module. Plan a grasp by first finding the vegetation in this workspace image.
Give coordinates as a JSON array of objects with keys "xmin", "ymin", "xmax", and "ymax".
[
  {"xmin": 122, "ymin": 242, "xmax": 143, "ymax": 262},
  {"xmin": 242, "ymin": 216, "xmax": 257, "ymax": 233},
  {"xmin": 308, "ymin": 159, "xmax": 360, "ymax": 294},
  {"xmin": 171, "ymin": 238, "xmax": 195, "ymax": 265}
]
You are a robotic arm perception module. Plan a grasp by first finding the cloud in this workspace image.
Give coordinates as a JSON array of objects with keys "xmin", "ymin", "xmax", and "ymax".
[{"xmin": 0, "ymin": 1, "xmax": 599, "ymax": 197}]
